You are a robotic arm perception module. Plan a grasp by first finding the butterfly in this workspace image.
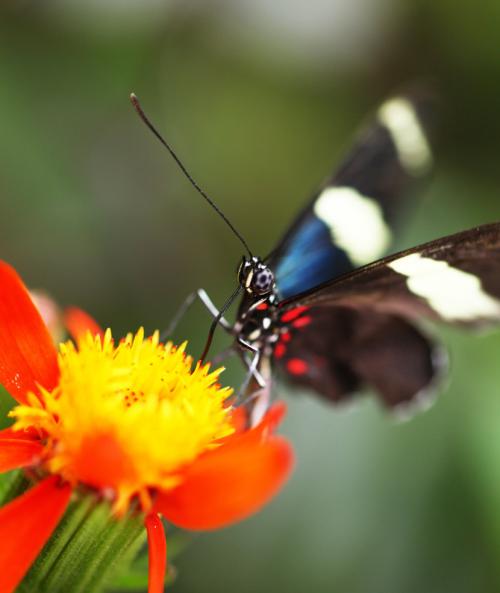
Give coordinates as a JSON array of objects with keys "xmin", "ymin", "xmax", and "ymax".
[
  {"xmin": 225, "ymin": 91, "xmax": 500, "ymax": 419},
  {"xmin": 131, "ymin": 91, "xmax": 500, "ymax": 420}
]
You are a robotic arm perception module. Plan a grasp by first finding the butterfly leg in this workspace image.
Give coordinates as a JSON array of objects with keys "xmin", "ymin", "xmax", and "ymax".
[
  {"xmin": 236, "ymin": 346, "xmax": 273, "ymax": 426},
  {"xmin": 161, "ymin": 288, "xmax": 233, "ymax": 341},
  {"xmin": 212, "ymin": 341, "xmax": 267, "ymax": 405},
  {"xmin": 211, "ymin": 345, "xmax": 238, "ymax": 366},
  {"xmin": 237, "ymin": 338, "xmax": 266, "ymax": 390}
]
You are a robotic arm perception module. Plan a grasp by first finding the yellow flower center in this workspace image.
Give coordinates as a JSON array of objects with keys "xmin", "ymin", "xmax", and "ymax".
[{"xmin": 10, "ymin": 329, "xmax": 235, "ymax": 513}]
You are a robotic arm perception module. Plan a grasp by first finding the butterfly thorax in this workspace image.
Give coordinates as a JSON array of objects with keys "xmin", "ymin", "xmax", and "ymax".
[{"xmin": 235, "ymin": 292, "xmax": 280, "ymax": 344}]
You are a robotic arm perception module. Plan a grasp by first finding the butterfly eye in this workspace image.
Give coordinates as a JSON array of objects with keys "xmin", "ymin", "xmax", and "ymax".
[{"xmin": 251, "ymin": 267, "xmax": 274, "ymax": 295}]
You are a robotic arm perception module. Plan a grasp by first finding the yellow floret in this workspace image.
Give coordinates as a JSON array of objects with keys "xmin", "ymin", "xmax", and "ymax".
[{"xmin": 10, "ymin": 328, "xmax": 235, "ymax": 512}]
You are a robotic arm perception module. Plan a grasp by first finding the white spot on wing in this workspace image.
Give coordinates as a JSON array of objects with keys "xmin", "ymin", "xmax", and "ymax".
[
  {"xmin": 388, "ymin": 253, "xmax": 500, "ymax": 321},
  {"xmin": 378, "ymin": 98, "xmax": 432, "ymax": 176},
  {"xmin": 314, "ymin": 186, "xmax": 391, "ymax": 266}
]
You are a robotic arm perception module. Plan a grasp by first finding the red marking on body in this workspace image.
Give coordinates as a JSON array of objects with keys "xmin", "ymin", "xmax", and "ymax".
[
  {"xmin": 274, "ymin": 343, "xmax": 286, "ymax": 359},
  {"xmin": 286, "ymin": 358, "xmax": 309, "ymax": 375},
  {"xmin": 281, "ymin": 331, "xmax": 292, "ymax": 343},
  {"xmin": 281, "ymin": 306, "xmax": 309, "ymax": 323},
  {"xmin": 292, "ymin": 315, "xmax": 312, "ymax": 329},
  {"xmin": 256, "ymin": 303, "xmax": 268, "ymax": 311}
]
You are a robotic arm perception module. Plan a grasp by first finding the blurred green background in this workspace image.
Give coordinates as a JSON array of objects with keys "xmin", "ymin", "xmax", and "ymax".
[{"xmin": 1, "ymin": 0, "xmax": 500, "ymax": 591}]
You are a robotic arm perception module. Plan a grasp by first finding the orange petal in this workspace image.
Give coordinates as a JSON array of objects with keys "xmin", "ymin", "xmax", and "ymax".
[
  {"xmin": 228, "ymin": 405, "xmax": 247, "ymax": 434},
  {"xmin": 252, "ymin": 401, "xmax": 287, "ymax": 436},
  {"xmin": 0, "ymin": 476, "xmax": 71, "ymax": 593},
  {"xmin": 0, "ymin": 427, "xmax": 38, "ymax": 440},
  {"xmin": 71, "ymin": 432, "xmax": 137, "ymax": 491},
  {"xmin": 29, "ymin": 290, "xmax": 64, "ymax": 343},
  {"xmin": 0, "ymin": 262, "xmax": 59, "ymax": 404},
  {"xmin": 155, "ymin": 435, "xmax": 294, "ymax": 531},
  {"xmin": 64, "ymin": 307, "xmax": 104, "ymax": 341},
  {"xmin": 145, "ymin": 513, "xmax": 167, "ymax": 593},
  {"xmin": 221, "ymin": 401, "xmax": 287, "ymax": 447},
  {"xmin": 0, "ymin": 428, "xmax": 43, "ymax": 473}
]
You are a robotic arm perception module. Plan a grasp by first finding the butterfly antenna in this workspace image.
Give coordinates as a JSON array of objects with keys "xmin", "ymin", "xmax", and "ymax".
[{"xmin": 130, "ymin": 93, "xmax": 253, "ymax": 258}]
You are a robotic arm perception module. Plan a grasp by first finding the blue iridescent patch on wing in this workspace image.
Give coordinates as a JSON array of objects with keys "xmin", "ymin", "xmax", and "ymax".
[{"xmin": 274, "ymin": 214, "xmax": 353, "ymax": 299}]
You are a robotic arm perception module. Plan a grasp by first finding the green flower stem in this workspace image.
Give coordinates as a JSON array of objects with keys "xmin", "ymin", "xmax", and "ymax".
[
  {"xmin": 0, "ymin": 470, "xmax": 29, "ymax": 505},
  {"xmin": 4, "ymin": 476, "xmax": 147, "ymax": 593}
]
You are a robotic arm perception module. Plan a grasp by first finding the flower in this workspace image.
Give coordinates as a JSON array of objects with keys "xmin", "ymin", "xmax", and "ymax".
[{"xmin": 0, "ymin": 261, "xmax": 294, "ymax": 593}]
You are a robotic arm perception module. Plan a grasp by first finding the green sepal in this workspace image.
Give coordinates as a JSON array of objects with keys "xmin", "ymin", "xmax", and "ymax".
[
  {"xmin": 111, "ymin": 529, "xmax": 191, "ymax": 590},
  {"xmin": 0, "ymin": 469, "xmax": 29, "ymax": 505},
  {"xmin": 13, "ymin": 485, "xmax": 147, "ymax": 593}
]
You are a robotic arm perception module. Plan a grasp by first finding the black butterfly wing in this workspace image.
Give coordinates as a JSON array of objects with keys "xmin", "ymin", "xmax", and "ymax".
[
  {"xmin": 269, "ymin": 91, "xmax": 435, "ymax": 300},
  {"xmin": 273, "ymin": 306, "xmax": 443, "ymax": 411},
  {"xmin": 272, "ymin": 223, "xmax": 500, "ymax": 410},
  {"xmin": 280, "ymin": 223, "xmax": 500, "ymax": 326}
]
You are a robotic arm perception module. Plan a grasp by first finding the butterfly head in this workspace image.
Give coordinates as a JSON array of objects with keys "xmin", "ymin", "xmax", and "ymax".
[{"xmin": 237, "ymin": 256, "xmax": 275, "ymax": 296}]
